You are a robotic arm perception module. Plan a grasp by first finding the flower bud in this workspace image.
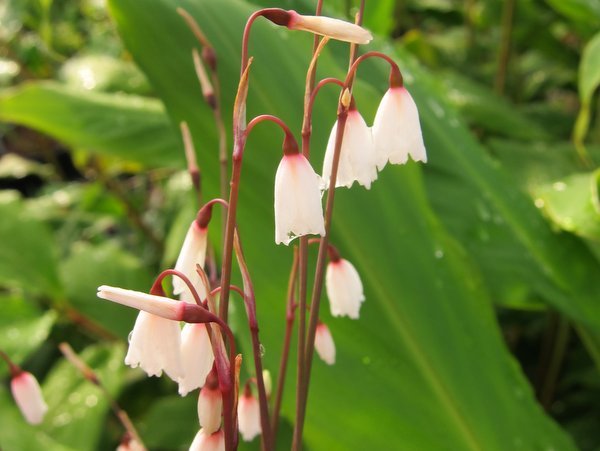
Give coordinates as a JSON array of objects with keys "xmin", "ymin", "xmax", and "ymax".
[
  {"xmin": 173, "ymin": 221, "xmax": 208, "ymax": 296},
  {"xmin": 325, "ymin": 258, "xmax": 365, "ymax": 319},
  {"xmin": 179, "ymin": 323, "xmax": 214, "ymax": 396},
  {"xmin": 237, "ymin": 387, "xmax": 261, "ymax": 442},
  {"xmin": 197, "ymin": 380, "xmax": 222, "ymax": 434},
  {"xmin": 189, "ymin": 428, "xmax": 224, "ymax": 451},
  {"xmin": 287, "ymin": 11, "xmax": 372, "ymax": 44},
  {"xmin": 10, "ymin": 371, "xmax": 48, "ymax": 425},
  {"xmin": 315, "ymin": 323, "xmax": 336, "ymax": 365}
]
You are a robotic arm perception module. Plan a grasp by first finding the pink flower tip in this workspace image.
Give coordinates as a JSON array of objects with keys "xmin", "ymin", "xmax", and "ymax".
[{"xmin": 11, "ymin": 371, "xmax": 48, "ymax": 425}]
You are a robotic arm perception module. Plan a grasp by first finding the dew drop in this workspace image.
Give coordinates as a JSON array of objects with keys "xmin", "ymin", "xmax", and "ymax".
[
  {"xmin": 552, "ymin": 181, "xmax": 566, "ymax": 192},
  {"xmin": 127, "ymin": 331, "xmax": 133, "ymax": 343},
  {"xmin": 434, "ymin": 248, "xmax": 444, "ymax": 259},
  {"xmin": 85, "ymin": 394, "xmax": 98, "ymax": 407},
  {"xmin": 534, "ymin": 198, "xmax": 545, "ymax": 208},
  {"xmin": 259, "ymin": 344, "xmax": 266, "ymax": 357}
]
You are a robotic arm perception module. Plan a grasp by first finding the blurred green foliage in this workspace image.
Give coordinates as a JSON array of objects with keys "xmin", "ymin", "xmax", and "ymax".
[{"xmin": 1, "ymin": 0, "xmax": 600, "ymax": 450}]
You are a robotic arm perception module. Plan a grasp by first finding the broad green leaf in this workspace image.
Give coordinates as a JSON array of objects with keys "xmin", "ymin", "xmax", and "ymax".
[
  {"xmin": 40, "ymin": 344, "xmax": 126, "ymax": 451},
  {"xmin": 60, "ymin": 241, "xmax": 154, "ymax": 337},
  {"xmin": 0, "ymin": 200, "xmax": 62, "ymax": 298},
  {"xmin": 108, "ymin": 0, "xmax": 575, "ymax": 449},
  {"xmin": 0, "ymin": 297, "xmax": 56, "ymax": 377},
  {"xmin": 0, "ymin": 385, "xmax": 75, "ymax": 451},
  {"xmin": 536, "ymin": 171, "xmax": 600, "ymax": 242},
  {"xmin": 0, "ymin": 82, "xmax": 181, "ymax": 168},
  {"xmin": 546, "ymin": 0, "xmax": 600, "ymax": 35}
]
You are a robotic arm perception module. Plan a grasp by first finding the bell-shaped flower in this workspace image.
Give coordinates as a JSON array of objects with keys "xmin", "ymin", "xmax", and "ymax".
[
  {"xmin": 10, "ymin": 371, "xmax": 48, "ymax": 424},
  {"xmin": 314, "ymin": 323, "xmax": 336, "ymax": 365},
  {"xmin": 325, "ymin": 257, "xmax": 365, "ymax": 319},
  {"xmin": 124, "ymin": 310, "xmax": 183, "ymax": 381},
  {"xmin": 372, "ymin": 86, "xmax": 427, "ymax": 170},
  {"xmin": 274, "ymin": 153, "xmax": 325, "ymax": 245},
  {"xmin": 287, "ymin": 11, "xmax": 373, "ymax": 44},
  {"xmin": 173, "ymin": 221, "xmax": 208, "ymax": 296},
  {"xmin": 178, "ymin": 323, "xmax": 214, "ymax": 396},
  {"xmin": 189, "ymin": 428, "xmax": 224, "ymax": 451},
  {"xmin": 322, "ymin": 109, "xmax": 378, "ymax": 190},
  {"xmin": 197, "ymin": 381, "xmax": 222, "ymax": 434},
  {"xmin": 237, "ymin": 388, "xmax": 261, "ymax": 442}
]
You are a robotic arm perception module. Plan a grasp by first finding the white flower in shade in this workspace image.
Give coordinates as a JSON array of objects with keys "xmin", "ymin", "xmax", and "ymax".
[
  {"xmin": 189, "ymin": 428, "xmax": 224, "ymax": 451},
  {"xmin": 197, "ymin": 383, "xmax": 222, "ymax": 434},
  {"xmin": 173, "ymin": 221, "xmax": 208, "ymax": 296},
  {"xmin": 325, "ymin": 258, "xmax": 365, "ymax": 319},
  {"xmin": 372, "ymin": 86, "xmax": 427, "ymax": 170},
  {"xmin": 124, "ymin": 311, "xmax": 183, "ymax": 381},
  {"xmin": 178, "ymin": 323, "xmax": 214, "ymax": 396},
  {"xmin": 314, "ymin": 323, "xmax": 336, "ymax": 365},
  {"xmin": 237, "ymin": 390, "xmax": 261, "ymax": 442},
  {"xmin": 274, "ymin": 153, "xmax": 325, "ymax": 245},
  {"xmin": 322, "ymin": 109, "xmax": 378, "ymax": 190},
  {"xmin": 287, "ymin": 11, "xmax": 372, "ymax": 44},
  {"xmin": 10, "ymin": 371, "xmax": 48, "ymax": 425}
]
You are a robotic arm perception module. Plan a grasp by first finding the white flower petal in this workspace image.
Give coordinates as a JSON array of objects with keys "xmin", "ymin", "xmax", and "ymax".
[
  {"xmin": 11, "ymin": 372, "xmax": 48, "ymax": 425},
  {"xmin": 178, "ymin": 324, "xmax": 214, "ymax": 396},
  {"xmin": 197, "ymin": 385, "xmax": 222, "ymax": 434},
  {"xmin": 174, "ymin": 222, "xmax": 208, "ymax": 295},
  {"xmin": 289, "ymin": 12, "xmax": 373, "ymax": 44},
  {"xmin": 125, "ymin": 311, "xmax": 183, "ymax": 380},
  {"xmin": 274, "ymin": 154, "xmax": 325, "ymax": 245},
  {"xmin": 322, "ymin": 110, "xmax": 378, "ymax": 190},
  {"xmin": 97, "ymin": 285, "xmax": 182, "ymax": 320},
  {"xmin": 372, "ymin": 87, "xmax": 427, "ymax": 170},
  {"xmin": 325, "ymin": 258, "xmax": 365, "ymax": 319},
  {"xmin": 189, "ymin": 428, "xmax": 224, "ymax": 451},
  {"xmin": 237, "ymin": 393, "xmax": 261, "ymax": 442}
]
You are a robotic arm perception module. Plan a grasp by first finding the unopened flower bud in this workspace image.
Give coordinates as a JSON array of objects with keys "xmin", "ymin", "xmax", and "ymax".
[
  {"xmin": 189, "ymin": 428, "xmax": 224, "ymax": 451},
  {"xmin": 325, "ymin": 257, "xmax": 365, "ymax": 319},
  {"xmin": 314, "ymin": 323, "xmax": 336, "ymax": 365},
  {"xmin": 237, "ymin": 386, "xmax": 261, "ymax": 441},
  {"xmin": 287, "ymin": 11, "xmax": 372, "ymax": 44},
  {"xmin": 11, "ymin": 371, "xmax": 48, "ymax": 425},
  {"xmin": 173, "ymin": 221, "xmax": 208, "ymax": 296},
  {"xmin": 198, "ymin": 379, "xmax": 222, "ymax": 434}
]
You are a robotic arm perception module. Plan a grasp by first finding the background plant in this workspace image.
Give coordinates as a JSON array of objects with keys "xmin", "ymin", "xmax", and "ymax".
[{"xmin": 1, "ymin": 0, "xmax": 600, "ymax": 450}]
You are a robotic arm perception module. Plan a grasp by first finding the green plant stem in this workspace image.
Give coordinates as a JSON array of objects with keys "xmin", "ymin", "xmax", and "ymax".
[{"xmin": 494, "ymin": 0, "xmax": 515, "ymax": 95}]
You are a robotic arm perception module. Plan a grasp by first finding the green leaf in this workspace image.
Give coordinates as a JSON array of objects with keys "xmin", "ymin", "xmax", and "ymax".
[
  {"xmin": 60, "ymin": 241, "xmax": 154, "ymax": 337},
  {"xmin": 579, "ymin": 32, "xmax": 600, "ymax": 104},
  {"xmin": 0, "ymin": 199, "xmax": 62, "ymax": 298},
  {"xmin": 536, "ymin": 171, "xmax": 600, "ymax": 242},
  {"xmin": 108, "ymin": 0, "xmax": 576, "ymax": 449},
  {"xmin": 40, "ymin": 344, "xmax": 126, "ymax": 451},
  {"xmin": 0, "ymin": 82, "xmax": 181, "ymax": 168},
  {"xmin": 0, "ymin": 297, "xmax": 56, "ymax": 377},
  {"xmin": 546, "ymin": 0, "xmax": 600, "ymax": 35}
]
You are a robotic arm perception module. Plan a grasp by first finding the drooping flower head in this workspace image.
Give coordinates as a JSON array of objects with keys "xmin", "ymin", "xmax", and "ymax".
[
  {"xmin": 237, "ymin": 384, "xmax": 261, "ymax": 442},
  {"xmin": 173, "ymin": 216, "xmax": 208, "ymax": 297},
  {"xmin": 322, "ymin": 99, "xmax": 378, "ymax": 190},
  {"xmin": 325, "ymin": 248, "xmax": 365, "ymax": 319},
  {"xmin": 314, "ymin": 322, "xmax": 336, "ymax": 365},
  {"xmin": 372, "ymin": 82, "xmax": 427, "ymax": 170},
  {"xmin": 10, "ymin": 371, "xmax": 48, "ymax": 425},
  {"xmin": 274, "ymin": 139, "xmax": 325, "ymax": 245}
]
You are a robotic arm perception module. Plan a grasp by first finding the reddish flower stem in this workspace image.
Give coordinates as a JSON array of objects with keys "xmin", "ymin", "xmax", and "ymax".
[
  {"xmin": 0, "ymin": 349, "xmax": 20, "ymax": 377},
  {"xmin": 271, "ymin": 247, "xmax": 299, "ymax": 443}
]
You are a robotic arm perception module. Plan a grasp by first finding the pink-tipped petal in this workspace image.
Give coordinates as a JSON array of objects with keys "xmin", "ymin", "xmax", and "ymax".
[
  {"xmin": 189, "ymin": 428, "xmax": 225, "ymax": 451},
  {"xmin": 274, "ymin": 154, "xmax": 325, "ymax": 245},
  {"xmin": 325, "ymin": 258, "xmax": 365, "ymax": 319},
  {"xmin": 315, "ymin": 323, "xmax": 336, "ymax": 365},
  {"xmin": 197, "ymin": 385, "xmax": 222, "ymax": 434},
  {"xmin": 10, "ymin": 371, "xmax": 48, "ymax": 425}
]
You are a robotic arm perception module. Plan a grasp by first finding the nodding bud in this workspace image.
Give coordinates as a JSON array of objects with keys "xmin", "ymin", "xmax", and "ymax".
[
  {"xmin": 202, "ymin": 46, "xmax": 217, "ymax": 71},
  {"xmin": 193, "ymin": 49, "xmax": 217, "ymax": 110},
  {"xmin": 11, "ymin": 371, "xmax": 48, "ymax": 425},
  {"xmin": 238, "ymin": 385, "xmax": 261, "ymax": 441},
  {"xmin": 189, "ymin": 428, "xmax": 225, "ymax": 451},
  {"xmin": 287, "ymin": 10, "xmax": 373, "ymax": 44},
  {"xmin": 196, "ymin": 203, "xmax": 214, "ymax": 228},
  {"xmin": 389, "ymin": 65, "xmax": 403, "ymax": 88},
  {"xmin": 282, "ymin": 133, "xmax": 299, "ymax": 156},
  {"xmin": 326, "ymin": 244, "xmax": 341, "ymax": 262},
  {"xmin": 260, "ymin": 8, "xmax": 292, "ymax": 26},
  {"xmin": 198, "ymin": 380, "xmax": 223, "ymax": 434},
  {"xmin": 314, "ymin": 322, "xmax": 336, "ymax": 365}
]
